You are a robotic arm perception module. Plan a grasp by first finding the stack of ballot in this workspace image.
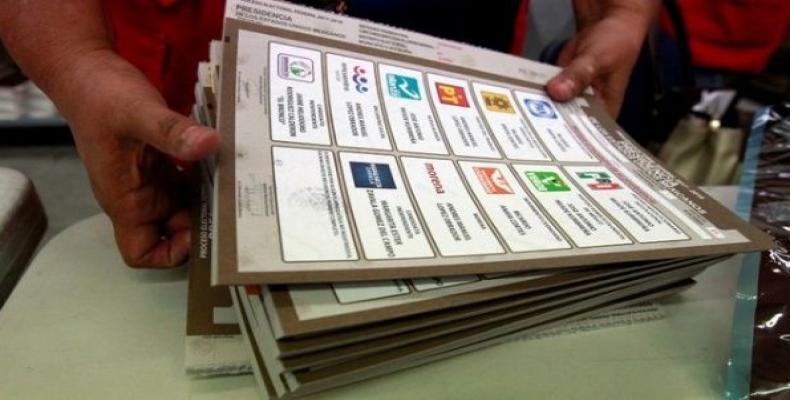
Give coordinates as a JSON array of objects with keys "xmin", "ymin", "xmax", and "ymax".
[{"xmin": 186, "ymin": 1, "xmax": 773, "ymax": 398}]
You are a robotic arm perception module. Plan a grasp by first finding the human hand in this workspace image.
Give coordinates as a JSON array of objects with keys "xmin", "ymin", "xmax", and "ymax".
[
  {"xmin": 0, "ymin": 0, "xmax": 219, "ymax": 268},
  {"xmin": 546, "ymin": 0, "xmax": 657, "ymax": 116},
  {"xmin": 67, "ymin": 50, "xmax": 219, "ymax": 268}
]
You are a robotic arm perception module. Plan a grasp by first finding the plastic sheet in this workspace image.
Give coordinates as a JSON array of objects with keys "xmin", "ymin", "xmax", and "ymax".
[{"xmin": 727, "ymin": 103, "xmax": 790, "ymax": 399}]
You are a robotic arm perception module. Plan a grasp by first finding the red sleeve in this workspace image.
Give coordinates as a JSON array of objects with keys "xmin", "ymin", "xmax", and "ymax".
[
  {"xmin": 102, "ymin": 0, "xmax": 224, "ymax": 115},
  {"xmin": 662, "ymin": 0, "xmax": 790, "ymax": 73}
]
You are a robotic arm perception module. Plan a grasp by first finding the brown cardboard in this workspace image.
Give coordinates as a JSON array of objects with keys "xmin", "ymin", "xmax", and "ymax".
[{"xmin": 187, "ymin": 175, "xmax": 240, "ymax": 336}]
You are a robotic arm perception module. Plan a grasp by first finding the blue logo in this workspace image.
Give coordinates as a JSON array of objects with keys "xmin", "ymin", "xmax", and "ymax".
[
  {"xmin": 352, "ymin": 65, "xmax": 369, "ymax": 93},
  {"xmin": 524, "ymin": 99, "xmax": 557, "ymax": 119},
  {"xmin": 350, "ymin": 162, "xmax": 396, "ymax": 189},
  {"xmin": 386, "ymin": 74, "xmax": 421, "ymax": 100}
]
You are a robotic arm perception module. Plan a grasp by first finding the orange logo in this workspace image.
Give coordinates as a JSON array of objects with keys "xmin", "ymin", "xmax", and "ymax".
[
  {"xmin": 473, "ymin": 167, "xmax": 514, "ymax": 194},
  {"xmin": 436, "ymin": 83, "xmax": 469, "ymax": 107},
  {"xmin": 481, "ymin": 91, "xmax": 515, "ymax": 113}
]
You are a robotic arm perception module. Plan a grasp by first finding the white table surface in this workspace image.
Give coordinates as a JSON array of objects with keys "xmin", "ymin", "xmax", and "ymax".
[{"xmin": 0, "ymin": 187, "xmax": 746, "ymax": 400}]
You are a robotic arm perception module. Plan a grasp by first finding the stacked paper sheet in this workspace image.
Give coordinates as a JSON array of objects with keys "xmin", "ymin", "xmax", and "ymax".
[{"xmin": 185, "ymin": 1, "xmax": 773, "ymax": 398}]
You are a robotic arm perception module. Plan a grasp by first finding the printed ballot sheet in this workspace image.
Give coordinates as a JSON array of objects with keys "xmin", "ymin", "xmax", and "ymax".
[
  {"xmin": 212, "ymin": 0, "xmax": 772, "ymax": 284},
  {"xmin": 326, "ymin": 54, "xmax": 391, "ymax": 149},
  {"xmin": 378, "ymin": 64, "xmax": 447, "ymax": 154}
]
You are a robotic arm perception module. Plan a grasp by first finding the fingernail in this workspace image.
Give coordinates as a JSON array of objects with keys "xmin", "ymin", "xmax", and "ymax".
[
  {"xmin": 557, "ymin": 79, "xmax": 576, "ymax": 99},
  {"xmin": 182, "ymin": 126, "xmax": 211, "ymax": 155}
]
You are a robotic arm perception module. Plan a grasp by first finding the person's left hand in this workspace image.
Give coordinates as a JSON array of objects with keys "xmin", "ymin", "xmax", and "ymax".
[{"xmin": 546, "ymin": 0, "xmax": 657, "ymax": 116}]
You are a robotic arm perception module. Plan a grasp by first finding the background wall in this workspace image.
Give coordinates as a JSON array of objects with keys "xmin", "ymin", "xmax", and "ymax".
[{"xmin": 522, "ymin": 0, "xmax": 575, "ymax": 60}]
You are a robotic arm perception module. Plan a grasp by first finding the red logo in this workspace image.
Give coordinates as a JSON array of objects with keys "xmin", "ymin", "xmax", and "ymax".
[
  {"xmin": 473, "ymin": 167, "xmax": 514, "ymax": 194},
  {"xmin": 588, "ymin": 182, "xmax": 621, "ymax": 190},
  {"xmin": 436, "ymin": 83, "xmax": 469, "ymax": 107},
  {"xmin": 576, "ymin": 171, "xmax": 622, "ymax": 191}
]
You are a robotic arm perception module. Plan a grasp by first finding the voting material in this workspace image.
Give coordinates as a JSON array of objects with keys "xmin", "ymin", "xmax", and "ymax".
[
  {"xmin": 208, "ymin": 2, "xmax": 770, "ymax": 286},
  {"xmin": 184, "ymin": 1, "xmax": 775, "ymax": 398}
]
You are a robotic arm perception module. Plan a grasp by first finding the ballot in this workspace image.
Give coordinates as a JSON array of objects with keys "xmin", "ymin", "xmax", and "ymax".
[
  {"xmin": 207, "ymin": 1, "xmax": 770, "ymax": 286},
  {"xmin": 185, "ymin": 1, "xmax": 775, "ymax": 398}
]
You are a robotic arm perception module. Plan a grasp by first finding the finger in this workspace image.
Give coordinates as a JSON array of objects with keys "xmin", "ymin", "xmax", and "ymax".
[
  {"xmin": 115, "ymin": 213, "xmax": 191, "ymax": 269},
  {"xmin": 600, "ymin": 71, "xmax": 630, "ymax": 117},
  {"xmin": 555, "ymin": 37, "xmax": 578, "ymax": 67},
  {"xmin": 546, "ymin": 54, "xmax": 598, "ymax": 103},
  {"xmin": 122, "ymin": 101, "xmax": 220, "ymax": 161},
  {"xmin": 165, "ymin": 209, "xmax": 192, "ymax": 236}
]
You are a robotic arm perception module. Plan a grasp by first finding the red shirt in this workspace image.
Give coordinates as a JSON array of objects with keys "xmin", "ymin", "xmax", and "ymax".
[
  {"xmin": 102, "ymin": 0, "xmax": 224, "ymax": 115},
  {"xmin": 101, "ymin": 0, "xmax": 529, "ymax": 115},
  {"xmin": 663, "ymin": 0, "xmax": 790, "ymax": 73}
]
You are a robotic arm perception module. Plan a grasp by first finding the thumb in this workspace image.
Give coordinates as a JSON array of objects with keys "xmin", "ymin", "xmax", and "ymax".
[
  {"xmin": 123, "ymin": 100, "xmax": 220, "ymax": 161},
  {"xmin": 546, "ymin": 54, "xmax": 598, "ymax": 103}
]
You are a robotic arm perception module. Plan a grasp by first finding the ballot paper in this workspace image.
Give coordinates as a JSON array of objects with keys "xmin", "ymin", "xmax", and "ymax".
[
  {"xmin": 185, "ymin": 155, "xmax": 721, "ymax": 386},
  {"xmin": 186, "ymin": 1, "xmax": 776, "ymax": 397},
  {"xmin": 184, "ymin": 203, "xmax": 702, "ymax": 377},
  {"xmin": 184, "ymin": 177, "xmax": 250, "ymax": 378},
  {"xmin": 233, "ymin": 278, "xmax": 698, "ymax": 398},
  {"xmin": 209, "ymin": 0, "xmax": 772, "ymax": 285}
]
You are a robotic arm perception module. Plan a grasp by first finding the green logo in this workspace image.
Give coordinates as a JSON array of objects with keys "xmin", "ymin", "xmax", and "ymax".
[
  {"xmin": 386, "ymin": 73, "xmax": 421, "ymax": 100},
  {"xmin": 525, "ymin": 171, "xmax": 571, "ymax": 192}
]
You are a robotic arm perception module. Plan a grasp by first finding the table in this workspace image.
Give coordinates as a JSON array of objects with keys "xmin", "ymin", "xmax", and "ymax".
[{"xmin": 0, "ymin": 187, "xmax": 745, "ymax": 399}]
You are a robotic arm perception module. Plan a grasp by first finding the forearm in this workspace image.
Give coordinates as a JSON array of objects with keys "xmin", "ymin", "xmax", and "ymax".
[{"xmin": 0, "ymin": 1, "xmax": 154, "ymax": 122}]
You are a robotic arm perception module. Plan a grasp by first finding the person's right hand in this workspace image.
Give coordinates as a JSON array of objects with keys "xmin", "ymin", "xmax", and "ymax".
[
  {"xmin": 67, "ymin": 50, "xmax": 220, "ymax": 268},
  {"xmin": 546, "ymin": 0, "xmax": 656, "ymax": 116}
]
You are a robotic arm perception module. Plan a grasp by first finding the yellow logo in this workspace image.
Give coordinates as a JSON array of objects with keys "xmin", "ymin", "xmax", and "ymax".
[{"xmin": 481, "ymin": 91, "xmax": 515, "ymax": 114}]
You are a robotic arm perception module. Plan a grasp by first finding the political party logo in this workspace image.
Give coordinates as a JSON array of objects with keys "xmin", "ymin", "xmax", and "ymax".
[
  {"xmin": 277, "ymin": 53, "xmax": 314, "ymax": 82},
  {"xmin": 351, "ymin": 65, "xmax": 369, "ymax": 93},
  {"xmin": 436, "ymin": 83, "xmax": 470, "ymax": 107},
  {"xmin": 525, "ymin": 171, "xmax": 571, "ymax": 192},
  {"xmin": 524, "ymin": 99, "xmax": 557, "ymax": 119},
  {"xmin": 576, "ymin": 171, "xmax": 622, "ymax": 190},
  {"xmin": 481, "ymin": 91, "xmax": 514, "ymax": 113},
  {"xmin": 473, "ymin": 167, "xmax": 514, "ymax": 195},
  {"xmin": 386, "ymin": 73, "xmax": 421, "ymax": 100},
  {"xmin": 350, "ymin": 162, "xmax": 397, "ymax": 189}
]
